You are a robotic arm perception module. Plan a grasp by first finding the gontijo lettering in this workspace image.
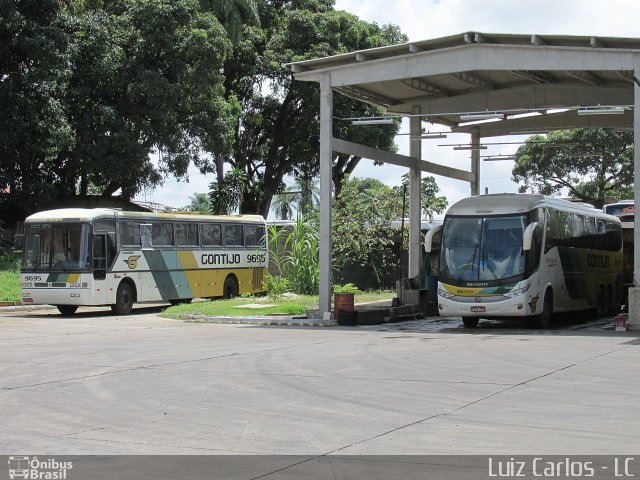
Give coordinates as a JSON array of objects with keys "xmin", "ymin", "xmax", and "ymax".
[{"xmin": 201, "ymin": 253, "xmax": 241, "ymax": 265}]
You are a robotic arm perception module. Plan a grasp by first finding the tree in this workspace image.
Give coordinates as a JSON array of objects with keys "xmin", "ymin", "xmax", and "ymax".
[
  {"xmin": 209, "ymin": 0, "xmax": 406, "ymax": 217},
  {"xmin": 0, "ymin": 0, "xmax": 75, "ymax": 209},
  {"xmin": 270, "ymin": 174, "xmax": 319, "ymax": 219},
  {"xmin": 204, "ymin": 0, "xmax": 259, "ymax": 44},
  {"xmin": 184, "ymin": 193, "xmax": 211, "ymax": 214},
  {"xmin": 68, "ymin": 0, "xmax": 238, "ymax": 199},
  {"xmin": 395, "ymin": 173, "xmax": 448, "ymax": 221},
  {"xmin": 1, "ymin": 0, "xmax": 239, "ymax": 214},
  {"xmin": 270, "ymin": 192, "xmax": 295, "ymax": 220},
  {"xmin": 332, "ymin": 176, "xmax": 403, "ymax": 288},
  {"xmin": 208, "ymin": 167, "xmax": 246, "ymax": 214},
  {"xmin": 512, "ymin": 129, "xmax": 634, "ymax": 208}
]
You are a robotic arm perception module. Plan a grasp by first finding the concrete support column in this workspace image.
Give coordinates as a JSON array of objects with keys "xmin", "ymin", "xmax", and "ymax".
[
  {"xmin": 319, "ymin": 74, "xmax": 332, "ymax": 317},
  {"xmin": 470, "ymin": 129, "xmax": 481, "ymax": 196},
  {"xmin": 627, "ymin": 59, "xmax": 640, "ymax": 330},
  {"xmin": 408, "ymin": 109, "xmax": 422, "ymax": 280}
]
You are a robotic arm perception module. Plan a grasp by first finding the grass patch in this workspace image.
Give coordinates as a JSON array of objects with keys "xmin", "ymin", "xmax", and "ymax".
[
  {"xmin": 0, "ymin": 270, "xmax": 21, "ymax": 302},
  {"xmin": 163, "ymin": 290, "xmax": 395, "ymax": 318}
]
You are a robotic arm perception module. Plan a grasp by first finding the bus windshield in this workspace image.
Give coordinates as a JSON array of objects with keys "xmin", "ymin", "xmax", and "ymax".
[
  {"xmin": 23, "ymin": 223, "xmax": 91, "ymax": 271},
  {"xmin": 440, "ymin": 215, "xmax": 528, "ymax": 282}
]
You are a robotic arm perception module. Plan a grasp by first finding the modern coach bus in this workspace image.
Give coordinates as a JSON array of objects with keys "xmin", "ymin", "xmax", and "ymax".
[
  {"xmin": 425, "ymin": 194, "xmax": 623, "ymax": 328},
  {"xmin": 603, "ymin": 200, "xmax": 634, "ymax": 296},
  {"xmin": 20, "ymin": 209, "xmax": 267, "ymax": 315}
]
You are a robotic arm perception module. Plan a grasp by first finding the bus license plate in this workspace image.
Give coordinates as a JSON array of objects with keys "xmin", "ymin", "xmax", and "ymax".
[{"xmin": 471, "ymin": 306, "xmax": 485, "ymax": 313}]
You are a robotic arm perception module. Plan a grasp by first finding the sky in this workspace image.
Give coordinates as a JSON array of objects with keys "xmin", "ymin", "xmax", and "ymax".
[{"xmin": 134, "ymin": 0, "xmax": 640, "ymax": 217}]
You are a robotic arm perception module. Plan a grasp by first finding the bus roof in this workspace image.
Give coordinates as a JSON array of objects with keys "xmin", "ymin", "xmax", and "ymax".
[
  {"xmin": 446, "ymin": 194, "xmax": 620, "ymax": 221},
  {"xmin": 25, "ymin": 208, "xmax": 265, "ymax": 223}
]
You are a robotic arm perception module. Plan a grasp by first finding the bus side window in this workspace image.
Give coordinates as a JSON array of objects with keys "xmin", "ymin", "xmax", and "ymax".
[
  {"xmin": 245, "ymin": 225, "xmax": 265, "ymax": 247},
  {"xmin": 201, "ymin": 224, "xmax": 221, "ymax": 247},
  {"xmin": 176, "ymin": 223, "xmax": 199, "ymax": 246},
  {"xmin": 121, "ymin": 221, "xmax": 141, "ymax": 246},
  {"xmin": 152, "ymin": 223, "xmax": 174, "ymax": 246},
  {"xmin": 224, "ymin": 225, "xmax": 244, "ymax": 246}
]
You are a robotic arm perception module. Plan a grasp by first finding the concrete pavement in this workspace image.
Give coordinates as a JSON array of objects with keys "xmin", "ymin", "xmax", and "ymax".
[{"xmin": 0, "ymin": 306, "xmax": 638, "ymax": 455}]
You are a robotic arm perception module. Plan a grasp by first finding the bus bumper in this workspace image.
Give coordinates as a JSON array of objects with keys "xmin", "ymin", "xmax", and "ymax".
[
  {"xmin": 438, "ymin": 295, "xmax": 533, "ymax": 318},
  {"xmin": 21, "ymin": 288, "xmax": 95, "ymax": 307}
]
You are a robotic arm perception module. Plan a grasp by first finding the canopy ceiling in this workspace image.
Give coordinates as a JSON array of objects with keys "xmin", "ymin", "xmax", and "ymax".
[{"xmin": 285, "ymin": 32, "xmax": 640, "ymax": 137}]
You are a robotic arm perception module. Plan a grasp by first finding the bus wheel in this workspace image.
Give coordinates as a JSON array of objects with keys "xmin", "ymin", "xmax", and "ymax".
[
  {"xmin": 597, "ymin": 288, "xmax": 607, "ymax": 317},
  {"xmin": 605, "ymin": 285, "xmax": 613, "ymax": 315},
  {"xmin": 56, "ymin": 305, "xmax": 78, "ymax": 316},
  {"xmin": 223, "ymin": 276, "xmax": 239, "ymax": 299},
  {"xmin": 112, "ymin": 282, "xmax": 134, "ymax": 315},
  {"xmin": 462, "ymin": 317, "xmax": 479, "ymax": 328},
  {"xmin": 529, "ymin": 292, "xmax": 552, "ymax": 329}
]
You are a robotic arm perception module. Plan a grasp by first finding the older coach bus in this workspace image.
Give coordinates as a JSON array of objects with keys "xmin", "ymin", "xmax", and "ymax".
[
  {"xmin": 21, "ymin": 209, "xmax": 267, "ymax": 315},
  {"xmin": 426, "ymin": 194, "xmax": 623, "ymax": 328}
]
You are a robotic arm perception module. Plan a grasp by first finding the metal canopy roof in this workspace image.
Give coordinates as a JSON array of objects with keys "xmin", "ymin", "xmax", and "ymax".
[
  {"xmin": 283, "ymin": 31, "xmax": 640, "ymax": 323},
  {"xmin": 285, "ymin": 32, "xmax": 640, "ymax": 137}
]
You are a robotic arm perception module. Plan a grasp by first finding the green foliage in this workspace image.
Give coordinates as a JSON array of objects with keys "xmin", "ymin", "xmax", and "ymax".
[
  {"xmin": 396, "ymin": 174, "xmax": 448, "ymax": 222},
  {"xmin": 219, "ymin": 1, "xmax": 407, "ymax": 216},
  {"xmin": 184, "ymin": 193, "xmax": 211, "ymax": 214},
  {"xmin": 332, "ymin": 176, "xmax": 402, "ymax": 288},
  {"xmin": 209, "ymin": 168, "xmax": 247, "ymax": 214},
  {"xmin": 0, "ymin": 271, "xmax": 21, "ymax": 302},
  {"xmin": 203, "ymin": 0, "xmax": 259, "ymax": 43},
  {"xmin": 0, "ymin": 243, "xmax": 20, "ymax": 272},
  {"xmin": 267, "ymin": 216, "xmax": 319, "ymax": 295},
  {"xmin": 512, "ymin": 129, "xmax": 634, "ymax": 208},
  {"xmin": 0, "ymin": 0, "xmax": 75, "ymax": 205},
  {"xmin": 0, "ymin": 243, "xmax": 21, "ymax": 302},
  {"xmin": 332, "ymin": 283, "xmax": 360, "ymax": 294},
  {"xmin": 262, "ymin": 273, "xmax": 290, "ymax": 299},
  {"xmin": 270, "ymin": 174, "xmax": 320, "ymax": 219},
  {"xmin": 1, "ymin": 0, "xmax": 238, "ymax": 212}
]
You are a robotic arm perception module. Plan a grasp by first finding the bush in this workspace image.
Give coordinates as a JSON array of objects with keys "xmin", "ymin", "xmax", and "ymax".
[
  {"xmin": 333, "ymin": 283, "xmax": 360, "ymax": 294},
  {"xmin": 0, "ymin": 243, "xmax": 20, "ymax": 272},
  {"xmin": 263, "ymin": 274, "xmax": 290, "ymax": 300},
  {"xmin": 267, "ymin": 216, "xmax": 319, "ymax": 295}
]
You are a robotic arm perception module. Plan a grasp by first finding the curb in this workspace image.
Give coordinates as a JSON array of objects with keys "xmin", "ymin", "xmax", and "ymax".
[
  {"xmin": 181, "ymin": 314, "xmax": 336, "ymax": 327},
  {"xmin": 0, "ymin": 301, "xmax": 22, "ymax": 307}
]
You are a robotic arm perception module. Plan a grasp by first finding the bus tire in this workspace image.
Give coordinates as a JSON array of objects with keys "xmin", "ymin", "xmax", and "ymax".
[
  {"xmin": 223, "ymin": 276, "xmax": 239, "ymax": 299},
  {"xmin": 597, "ymin": 288, "xmax": 606, "ymax": 317},
  {"xmin": 56, "ymin": 305, "xmax": 78, "ymax": 316},
  {"xmin": 529, "ymin": 291, "xmax": 552, "ymax": 329},
  {"xmin": 606, "ymin": 285, "xmax": 613, "ymax": 315},
  {"xmin": 112, "ymin": 282, "xmax": 135, "ymax": 315},
  {"xmin": 462, "ymin": 317, "xmax": 479, "ymax": 328}
]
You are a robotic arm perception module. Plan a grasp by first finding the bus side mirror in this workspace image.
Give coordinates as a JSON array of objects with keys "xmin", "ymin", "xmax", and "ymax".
[
  {"xmin": 523, "ymin": 222, "xmax": 540, "ymax": 251},
  {"xmin": 424, "ymin": 224, "xmax": 443, "ymax": 253}
]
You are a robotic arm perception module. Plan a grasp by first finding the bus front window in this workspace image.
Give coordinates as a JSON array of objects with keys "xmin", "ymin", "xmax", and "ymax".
[
  {"xmin": 440, "ymin": 215, "xmax": 527, "ymax": 283},
  {"xmin": 23, "ymin": 223, "xmax": 91, "ymax": 271}
]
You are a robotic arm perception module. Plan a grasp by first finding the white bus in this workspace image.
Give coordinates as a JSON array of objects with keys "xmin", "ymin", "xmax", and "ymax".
[
  {"xmin": 21, "ymin": 209, "xmax": 268, "ymax": 315},
  {"xmin": 603, "ymin": 200, "xmax": 634, "ymax": 298},
  {"xmin": 426, "ymin": 194, "xmax": 623, "ymax": 328}
]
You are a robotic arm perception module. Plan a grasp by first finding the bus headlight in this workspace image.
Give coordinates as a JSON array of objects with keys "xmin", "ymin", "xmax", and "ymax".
[
  {"xmin": 503, "ymin": 284, "xmax": 530, "ymax": 298},
  {"xmin": 437, "ymin": 286, "xmax": 455, "ymax": 299}
]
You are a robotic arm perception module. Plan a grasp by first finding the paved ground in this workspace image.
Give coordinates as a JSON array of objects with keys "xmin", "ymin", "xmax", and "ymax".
[{"xmin": 1, "ymin": 306, "xmax": 639, "ymax": 456}]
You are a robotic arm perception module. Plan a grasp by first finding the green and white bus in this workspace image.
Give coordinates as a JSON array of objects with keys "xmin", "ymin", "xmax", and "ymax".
[
  {"xmin": 426, "ymin": 194, "xmax": 623, "ymax": 328},
  {"xmin": 21, "ymin": 208, "xmax": 267, "ymax": 315}
]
